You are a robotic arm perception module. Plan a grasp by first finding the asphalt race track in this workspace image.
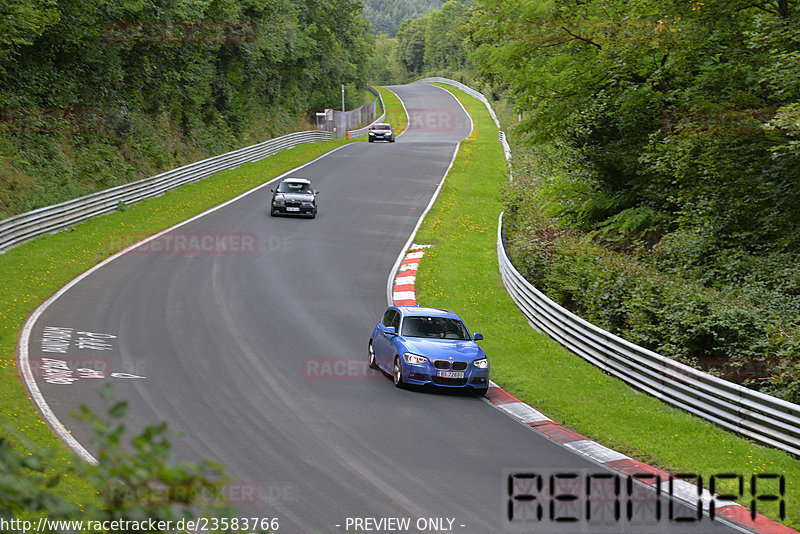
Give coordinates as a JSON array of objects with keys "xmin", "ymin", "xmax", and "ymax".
[{"xmin": 23, "ymin": 84, "xmax": 738, "ymax": 533}]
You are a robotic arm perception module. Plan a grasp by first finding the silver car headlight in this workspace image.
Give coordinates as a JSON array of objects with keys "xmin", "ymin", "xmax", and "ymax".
[
  {"xmin": 403, "ymin": 352, "xmax": 428, "ymax": 365},
  {"xmin": 369, "ymin": 132, "xmax": 375, "ymax": 136},
  {"xmin": 273, "ymin": 199, "xmax": 285, "ymax": 207},
  {"xmin": 301, "ymin": 201, "xmax": 314, "ymax": 206},
  {"xmin": 473, "ymin": 358, "xmax": 489, "ymax": 369}
]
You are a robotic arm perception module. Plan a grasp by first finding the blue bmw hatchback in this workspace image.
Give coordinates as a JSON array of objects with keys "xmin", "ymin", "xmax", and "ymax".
[{"xmin": 369, "ymin": 306, "xmax": 490, "ymax": 395}]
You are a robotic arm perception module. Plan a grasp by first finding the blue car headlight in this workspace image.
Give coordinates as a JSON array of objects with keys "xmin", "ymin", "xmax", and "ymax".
[
  {"xmin": 369, "ymin": 132, "xmax": 375, "ymax": 136},
  {"xmin": 473, "ymin": 358, "xmax": 489, "ymax": 369},
  {"xmin": 301, "ymin": 201, "xmax": 314, "ymax": 206},
  {"xmin": 273, "ymin": 199, "xmax": 285, "ymax": 207},
  {"xmin": 403, "ymin": 352, "xmax": 429, "ymax": 365}
]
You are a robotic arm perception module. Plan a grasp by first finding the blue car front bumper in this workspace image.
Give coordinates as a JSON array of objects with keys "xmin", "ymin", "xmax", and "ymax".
[{"xmin": 402, "ymin": 361, "xmax": 489, "ymax": 391}]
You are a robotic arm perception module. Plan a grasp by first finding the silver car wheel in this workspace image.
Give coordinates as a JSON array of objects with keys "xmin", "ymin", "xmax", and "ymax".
[
  {"xmin": 368, "ymin": 341, "xmax": 378, "ymax": 370},
  {"xmin": 393, "ymin": 356, "xmax": 403, "ymax": 387}
]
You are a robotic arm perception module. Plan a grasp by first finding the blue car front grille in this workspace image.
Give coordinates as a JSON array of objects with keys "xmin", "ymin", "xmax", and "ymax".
[
  {"xmin": 434, "ymin": 360, "xmax": 468, "ymax": 371},
  {"xmin": 432, "ymin": 376, "xmax": 468, "ymax": 386}
]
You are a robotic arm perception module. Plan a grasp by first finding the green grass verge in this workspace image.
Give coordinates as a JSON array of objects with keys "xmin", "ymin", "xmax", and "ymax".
[
  {"xmin": 412, "ymin": 83, "xmax": 799, "ymax": 529},
  {"xmin": 374, "ymin": 86, "xmax": 408, "ymax": 135},
  {"xmin": 0, "ymin": 136, "xmax": 358, "ymax": 511}
]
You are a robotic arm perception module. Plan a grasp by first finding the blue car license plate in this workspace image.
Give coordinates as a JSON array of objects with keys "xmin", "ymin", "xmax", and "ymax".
[
  {"xmin": 437, "ymin": 371, "xmax": 464, "ymax": 379},
  {"xmin": 286, "ymin": 207, "xmax": 300, "ymax": 212}
]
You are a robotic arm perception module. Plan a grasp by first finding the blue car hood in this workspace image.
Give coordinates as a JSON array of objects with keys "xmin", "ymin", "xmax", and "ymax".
[{"xmin": 402, "ymin": 338, "xmax": 484, "ymax": 361}]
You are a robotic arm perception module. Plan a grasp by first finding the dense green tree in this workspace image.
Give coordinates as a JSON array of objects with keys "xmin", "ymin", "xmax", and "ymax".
[
  {"xmin": 0, "ymin": 0, "xmax": 373, "ymax": 216},
  {"xmin": 423, "ymin": 1, "xmax": 468, "ymax": 71},
  {"xmin": 362, "ymin": 0, "xmax": 450, "ymax": 37},
  {"xmin": 396, "ymin": 15, "xmax": 428, "ymax": 75},
  {"xmin": 394, "ymin": 0, "xmax": 471, "ymax": 78},
  {"xmin": 467, "ymin": 0, "xmax": 800, "ymax": 253},
  {"xmin": 368, "ymin": 34, "xmax": 409, "ymax": 84}
]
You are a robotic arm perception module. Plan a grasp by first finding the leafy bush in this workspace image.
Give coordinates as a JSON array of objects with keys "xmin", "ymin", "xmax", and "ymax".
[
  {"xmin": 2, "ymin": 390, "xmax": 243, "ymax": 529},
  {"xmin": 503, "ymin": 160, "xmax": 800, "ymax": 403}
]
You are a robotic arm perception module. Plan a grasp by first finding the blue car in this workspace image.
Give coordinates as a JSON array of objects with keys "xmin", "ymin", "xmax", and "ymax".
[{"xmin": 369, "ymin": 306, "xmax": 489, "ymax": 395}]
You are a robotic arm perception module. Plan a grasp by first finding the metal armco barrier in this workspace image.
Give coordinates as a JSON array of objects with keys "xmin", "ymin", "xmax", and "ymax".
[
  {"xmin": 416, "ymin": 77, "xmax": 512, "ymax": 179},
  {"xmin": 421, "ymin": 76, "xmax": 800, "ymax": 457},
  {"xmin": 416, "ymin": 77, "xmax": 501, "ymax": 127},
  {"xmin": 498, "ymin": 213, "xmax": 800, "ymax": 456},
  {"xmin": 0, "ymin": 130, "xmax": 332, "ymax": 253},
  {"xmin": 346, "ymin": 86, "xmax": 386, "ymax": 139}
]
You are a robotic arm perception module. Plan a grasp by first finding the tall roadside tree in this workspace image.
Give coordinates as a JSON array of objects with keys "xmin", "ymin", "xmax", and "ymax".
[
  {"xmin": 423, "ymin": 1, "xmax": 469, "ymax": 71},
  {"xmin": 396, "ymin": 15, "xmax": 428, "ymax": 76},
  {"xmin": 0, "ymin": 0, "xmax": 374, "ymax": 216},
  {"xmin": 466, "ymin": 0, "xmax": 800, "ymax": 256}
]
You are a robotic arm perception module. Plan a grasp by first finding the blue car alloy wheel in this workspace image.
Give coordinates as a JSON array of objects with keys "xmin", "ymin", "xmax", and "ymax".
[{"xmin": 369, "ymin": 306, "xmax": 489, "ymax": 395}]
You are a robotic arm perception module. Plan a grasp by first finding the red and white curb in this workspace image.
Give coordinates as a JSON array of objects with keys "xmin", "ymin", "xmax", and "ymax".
[
  {"xmin": 392, "ymin": 245, "xmax": 432, "ymax": 306},
  {"xmin": 390, "ymin": 248, "xmax": 795, "ymax": 534}
]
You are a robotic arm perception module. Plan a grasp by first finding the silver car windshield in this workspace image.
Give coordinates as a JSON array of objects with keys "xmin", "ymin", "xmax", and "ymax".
[{"xmin": 401, "ymin": 316, "xmax": 470, "ymax": 340}]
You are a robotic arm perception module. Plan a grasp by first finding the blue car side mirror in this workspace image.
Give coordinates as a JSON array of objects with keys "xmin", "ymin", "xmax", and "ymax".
[
  {"xmin": 385, "ymin": 326, "xmax": 397, "ymax": 336},
  {"xmin": 473, "ymin": 332, "xmax": 483, "ymax": 341}
]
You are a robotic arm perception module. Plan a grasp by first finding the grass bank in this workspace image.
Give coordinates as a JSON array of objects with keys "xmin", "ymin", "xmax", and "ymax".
[
  {"xmin": 412, "ymin": 83, "xmax": 799, "ymax": 529},
  {"xmin": 373, "ymin": 86, "xmax": 408, "ymax": 135}
]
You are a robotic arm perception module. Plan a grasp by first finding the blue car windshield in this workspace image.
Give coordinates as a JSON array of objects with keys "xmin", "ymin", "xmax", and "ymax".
[{"xmin": 401, "ymin": 316, "xmax": 470, "ymax": 340}]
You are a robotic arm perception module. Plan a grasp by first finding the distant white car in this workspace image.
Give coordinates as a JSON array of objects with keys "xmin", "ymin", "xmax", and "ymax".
[
  {"xmin": 270, "ymin": 177, "xmax": 318, "ymax": 218},
  {"xmin": 368, "ymin": 123, "xmax": 395, "ymax": 143}
]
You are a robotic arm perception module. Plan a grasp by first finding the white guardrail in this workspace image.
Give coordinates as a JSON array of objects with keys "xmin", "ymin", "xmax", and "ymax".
[
  {"xmin": 417, "ymin": 77, "xmax": 512, "ymax": 179},
  {"xmin": 498, "ymin": 216, "xmax": 800, "ymax": 456},
  {"xmin": 0, "ymin": 130, "xmax": 332, "ymax": 253},
  {"xmin": 422, "ymin": 76, "xmax": 800, "ymax": 456}
]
